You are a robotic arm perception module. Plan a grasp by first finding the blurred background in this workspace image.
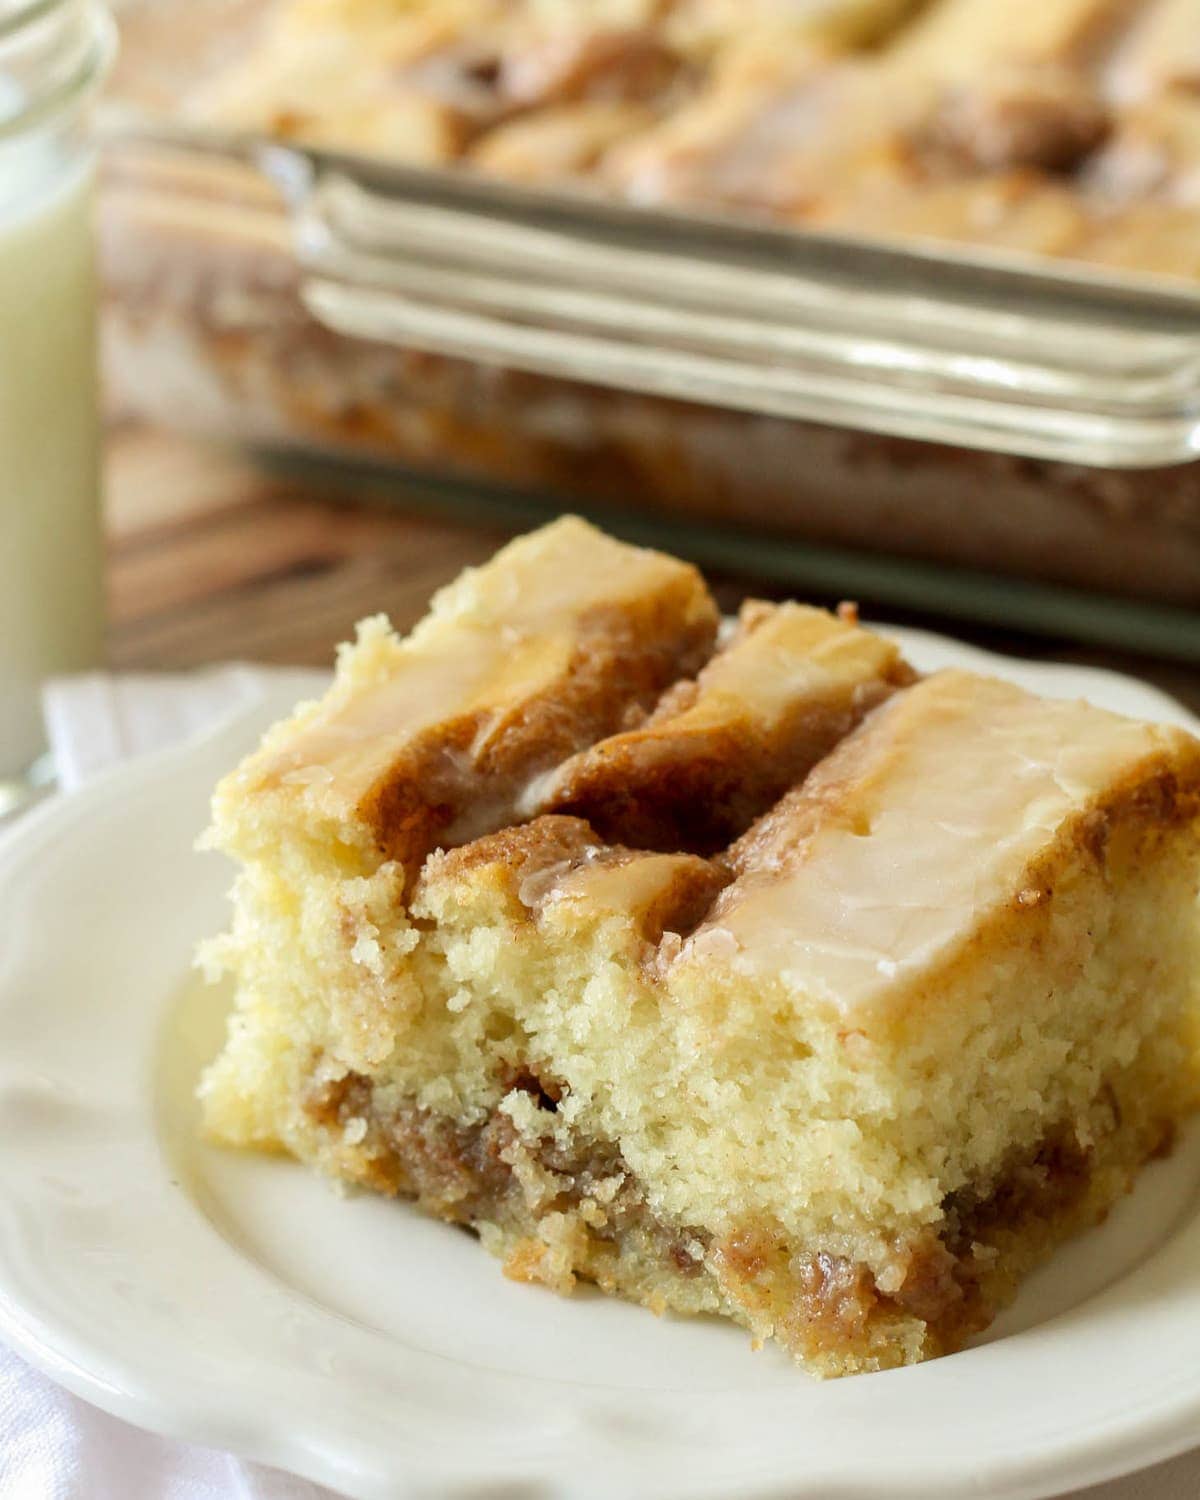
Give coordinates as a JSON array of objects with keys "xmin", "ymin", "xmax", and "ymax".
[
  {"xmin": 11, "ymin": 0, "xmax": 1200, "ymax": 803},
  {"xmin": 97, "ymin": 0, "xmax": 1200, "ymax": 702}
]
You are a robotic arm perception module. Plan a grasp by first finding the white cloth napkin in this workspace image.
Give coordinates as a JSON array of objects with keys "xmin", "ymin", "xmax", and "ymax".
[
  {"xmin": 40, "ymin": 665, "xmax": 330, "ymax": 796},
  {"xmin": 3, "ymin": 665, "xmax": 1198, "ymax": 1500}
]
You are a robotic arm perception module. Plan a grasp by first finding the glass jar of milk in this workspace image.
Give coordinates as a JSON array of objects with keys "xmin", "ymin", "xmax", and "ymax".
[{"xmin": 0, "ymin": 0, "xmax": 115, "ymax": 790}]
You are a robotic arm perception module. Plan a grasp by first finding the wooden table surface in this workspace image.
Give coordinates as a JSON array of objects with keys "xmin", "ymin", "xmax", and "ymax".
[{"xmin": 106, "ymin": 421, "xmax": 1200, "ymax": 715}]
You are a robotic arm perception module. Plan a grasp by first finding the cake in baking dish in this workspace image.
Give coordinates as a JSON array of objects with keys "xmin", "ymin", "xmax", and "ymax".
[
  {"xmin": 198, "ymin": 517, "xmax": 1200, "ymax": 1377},
  {"xmin": 190, "ymin": 0, "xmax": 1200, "ymax": 280}
]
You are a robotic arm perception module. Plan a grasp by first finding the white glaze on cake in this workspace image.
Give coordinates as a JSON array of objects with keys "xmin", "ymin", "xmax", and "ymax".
[{"xmin": 681, "ymin": 669, "xmax": 1196, "ymax": 1016}]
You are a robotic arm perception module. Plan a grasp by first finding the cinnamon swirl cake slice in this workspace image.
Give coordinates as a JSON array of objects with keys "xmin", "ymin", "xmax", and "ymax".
[{"xmin": 198, "ymin": 517, "xmax": 1200, "ymax": 1376}]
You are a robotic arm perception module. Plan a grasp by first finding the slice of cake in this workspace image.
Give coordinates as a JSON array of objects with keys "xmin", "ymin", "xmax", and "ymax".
[{"xmin": 199, "ymin": 517, "xmax": 1200, "ymax": 1377}]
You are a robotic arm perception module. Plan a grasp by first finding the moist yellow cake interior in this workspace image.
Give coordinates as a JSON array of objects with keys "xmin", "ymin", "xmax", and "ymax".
[{"xmin": 198, "ymin": 516, "xmax": 1200, "ymax": 1377}]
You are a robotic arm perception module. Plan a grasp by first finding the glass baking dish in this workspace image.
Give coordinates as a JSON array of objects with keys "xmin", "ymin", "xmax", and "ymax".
[{"xmin": 98, "ymin": 0, "xmax": 1200, "ymax": 657}]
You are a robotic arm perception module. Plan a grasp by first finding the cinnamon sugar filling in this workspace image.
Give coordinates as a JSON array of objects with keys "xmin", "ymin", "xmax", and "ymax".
[{"xmin": 303, "ymin": 1062, "xmax": 1170, "ymax": 1359}]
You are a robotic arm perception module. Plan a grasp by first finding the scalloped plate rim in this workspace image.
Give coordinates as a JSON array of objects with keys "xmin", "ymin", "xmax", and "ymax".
[{"xmin": 0, "ymin": 625, "xmax": 1199, "ymax": 1500}]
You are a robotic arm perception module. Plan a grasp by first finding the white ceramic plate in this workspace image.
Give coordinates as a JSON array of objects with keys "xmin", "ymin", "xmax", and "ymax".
[{"xmin": 3, "ymin": 627, "xmax": 1200, "ymax": 1500}]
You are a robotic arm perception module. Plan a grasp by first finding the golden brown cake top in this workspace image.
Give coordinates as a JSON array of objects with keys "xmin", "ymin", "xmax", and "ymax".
[
  {"xmin": 651, "ymin": 0, "xmax": 1200, "ymax": 276},
  {"xmin": 213, "ymin": 516, "xmax": 1200, "ymax": 1045},
  {"xmin": 416, "ymin": 812, "xmax": 728, "ymax": 946},
  {"xmin": 673, "ymin": 668, "xmax": 1200, "ymax": 1016},
  {"xmin": 889, "ymin": 0, "xmax": 1134, "ymax": 80},
  {"xmin": 1106, "ymin": 0, "xmax": 1200, "ymax": 104},
  {"xmin": 538, "ymin": 599, "xmax": 911, "ymax": 852},
  {"xmin": 1084, "ymin": 91, "xmax": 1200, "ymax": 205},
  {"xmin": 185, "ymin": 0, "xmax": 1200, "ymax": 279},
  {"xmin": 212, "ymin": 516, "xmax": 717, "ymax": 867}
]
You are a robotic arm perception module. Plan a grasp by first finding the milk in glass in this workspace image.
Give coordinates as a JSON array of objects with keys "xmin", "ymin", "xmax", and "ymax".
[
  {"xmin": 0, "ymin": 140, "xmax": 103, "ymax": 775},
  {"xmin": 0, "ymin": 0, "xmax": 112, "ymax": 780}
]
